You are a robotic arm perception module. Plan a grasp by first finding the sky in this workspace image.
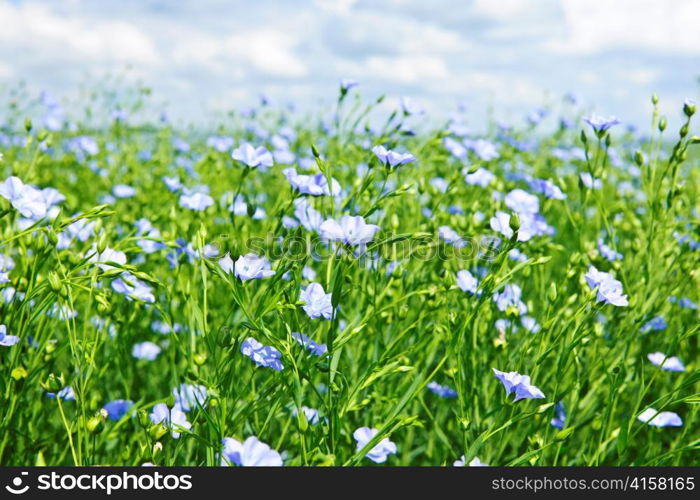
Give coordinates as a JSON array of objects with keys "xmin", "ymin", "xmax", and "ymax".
[{"xmin": 0, "ymin": 0, "xmax": 698, "ymax": 129}]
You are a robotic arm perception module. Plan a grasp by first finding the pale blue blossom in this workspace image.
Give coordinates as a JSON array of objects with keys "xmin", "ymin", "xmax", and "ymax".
[
  {"xmin": 149, "ymin": 403, "xmax": 191, "ymax": 438},
  {"xmin": 234, "ymin": 254, "xmax": 275, "ymax": 281},
  {"xmin": 291, "ymin": 332, "xmax": 327, "ymax": 356},
  {"xmin": 493, "ymin": 368, "xmax": 545, "ymax": 401},
  {"xmin": 221, "ymin": 436, "xmax": 283, "ymax": 466},
  {"xmin": 320, "ymin": 215, "xmax": 380, "ymax": 246},
  {"xmin": 299, "ymin": 282, "xmax": 333, "ymax": 320},
  {"xmin": 0, "ymin": 324, "xmax": 19, "ymax": 347},
  {"xmin": 353, "ymin": 427, "xmax": 397, "ymax": 464},
  {"xmin": 132, "ymin": 341, "xmax": 161, "ymax": 361},
  {"xmin": 647, "ymin": 352, "xmax": 685, "ymax": 372},
  {"xmin": 232, "ymin": 143, "xmax": 273, "ymax": 168},
  {"xmin": 241, "ymin": 337, "xmax": 284, "ymax": 371},
  {"xmin": 456, "ymin": 270, "xmax": 479, "ymax": 295},
  {"xmin": 637, "ymin": 408, "xmax": 682, "ymax": 428}
]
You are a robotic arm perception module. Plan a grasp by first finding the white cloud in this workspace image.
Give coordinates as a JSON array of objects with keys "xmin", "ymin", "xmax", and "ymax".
[
  {"xmin": 224, "ymin": 30, "xmax": 308, "ymax": 77},
  {"xmin": 343, "ymin": 54, "xmax": 450, "ymax": 84},
  {"xmin": 473, "ymin": 0, "xmax": 532, "ymax": 19},
  {"xmin": 547, "ymin": 0, "xmax": 700, "ymax": 54},
  {"xmin": 0, "ymin": 3, "xmax": 159, "ymax": 63}
]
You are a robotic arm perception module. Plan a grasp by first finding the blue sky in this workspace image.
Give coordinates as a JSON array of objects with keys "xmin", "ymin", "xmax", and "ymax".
[{"xmin": 1, "ymin": 0, "xmax": 698, "ymax": 129}]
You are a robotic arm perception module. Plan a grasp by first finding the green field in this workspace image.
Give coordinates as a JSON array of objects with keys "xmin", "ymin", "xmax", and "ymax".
[{"xmin": 0, "ymin": 86, "xmax": 698, "ymax": 466}]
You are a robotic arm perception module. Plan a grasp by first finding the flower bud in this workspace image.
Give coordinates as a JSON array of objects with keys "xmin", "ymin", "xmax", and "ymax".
[
  {"xmin": 47, "ymin": 229, "xmax": 58, "ymax": 247},
  {"xmin": 634, "ymin": 150, "xmax": 644, "ymax": 167},
  {"xmin": 48, "ymin": 271, "xmax": 62, "ymax": 293},
  {"xmin": 683, "ymin": 99, "xmax": 696, "ymax": 117},
  {"xmin": 41, "ymin": 373, "xmax": 64, "ymax": 393},
  {"xmin": 509, "ymin": 212, "xmax": 520, "ymax": 233},
  {"xmin": 97, "ymin": 233, "xmax": 108, "ymax": 254},
  {"xmin": 658, "ymin": 116, "xmax": 667, "ymax": 132},
  {"xmin": 11, "ymin": 366, "xmax": 28, "ymax": 381},
  {"xmin": 138, "ymin": 409, "xmax": 151, "ymax": 429},
  {"xmin": 148, "ymin": 424, "xmax": 168, "ymax": 441},
  {"xmin": 87, "ymin": 414, "xmax": 105, "ymax": 434}
]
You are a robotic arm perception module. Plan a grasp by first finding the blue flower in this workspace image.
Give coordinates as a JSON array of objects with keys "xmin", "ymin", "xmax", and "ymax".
[
  {"xmin": 0, "ymin": 254, "xmax": 13, "ymax": 272},
  {"xmin": 454, "ymin": 456, "xmax": 488, "ymax": 466},
  {"xmin": 584, "ymin": 114, "xmax": 620, "ymax": 134},
  {"xmin": 206, "ymin": 136, "xmax": 234, "ymax": 152},
  {"xmin": 291, "ymin": 332, "xmax": 327, "ymax": 356},
  {"xmin": 647, "ymin": 352, "xmax": 685, "ymax": 372},
  {"xmin": 292, "ymin": 406, "xmax": 320, "ymax": 425},
  {"xmin": 490, "ymin": 211, "xmax": 515, "ymax": 240},
  {"xmin": 430, "ymin": 177, "xmax": 449, "ymax": 193},
  {"xmin": 508, "ymin": 248, "xmax": 528, "ymax": 262},
  {"xmin": 179, "ymin": 190, "xmax": 214, "ymax": 211},
  {"xmin": 0, "ymin": 324, "xmax": 19, "ymax": 347},
  {"xmin": 0, "ymin": 176, "xmax": 51, "ymax": 219},
  {"xmin": 302, "ymin": 266, "xmax": 316, "ymax": 281},
  {"xmin": 521, "ymin": 316, "xmax": 540, "ymax": 333},
  {"xmin": 640, "ymin": 316, "xmax": 667, "ymax": 333},
  {"xmin": 172, "ymin": 383, "xmax": 208, "ymax": 412},
  {"xmin": 400, "ymin": 96, "xmax": 425, "ymax": 116},
  {"xmin": 149, "ymin": 403, "xmax": 191, "ymax": 438},
  {"xmin": 669, "ymin": 296, "xmax": 697, "ymax": 310},
  {"xmin": 232, "ymin": 143, "xmax": 273, "ymax": 168},
  {"xmin": 550, "ymin": 401, "xmax": 566, "ymax": 429},
  {"xmin": 46, "ymin": 386, "xmax": 75, "ymax": 401},
  {"xmin": 493, "ymin": 368, "xmax": 545, "ymax": 401},
  {"xmin": 234, "ymin": 254, "xmax": 275, "ymax": 281},
  {"xmin": 456, "ymin": 270, "xmax": 479, "ymax": 295},
  {"xmin": 282, "ymin": 168, "xmax": 341, "ymax": 196},
  {"xmin": 103, "ymin": 399, "xmax": 134, "ymax": 421},
  {"xmin": 293, "ymin": 198, "xmax": 323, "ymax": 232},
  {"xmin": 505, "ymin": 189, "xmax": 540, "ymax": 214},
  {"xmin": 221, "ymin": 436, "xmax": 283, "ymax": 466},
  {"xmin": 241, "ymin": 337, "xmax": 284, "ymax": 371},
  {"xmin": 527, "ymin": 178, "xmax": 566, "ymax": 200},
  {"xmin": 438, "ymin": 225, "xmax": 465, "ymax": 248},
  {"xmin": 299, "ymin": 282, "xmax": 333, "ymax": 320},
  {"xmin": 340, "ymin": 79, "xmax": 359, "ymax": 92},
  {"xmin": 461, "ymin": 167, "xmax": 494, "ymax": 188},
  {"xmin": 372, "ymin": 145, "xmax": 416, "ymax": 168},
  {"xmin": 598, "ymin": 238, "xmax": 623, "ymax": 262},
  {"xmin": 353, "ymin": 427, "xmax": 397, "ymax": 464},
  {"xmin": 493, "ymin": 284, "xmax": 528, "ymax": 315},
  {"xmin": 57, "ymin": 218, "xmax": 96, "ymax": 249},
  {"xmin": 132, "ymin": 341, "xmax": 161, "ymax": 361},
  {"xmin": 585, "ymin": 265, "xmax": 628, "ymax": 307},
  {"xmin": 580, "ymin": 173, "xmax": 602, "ymax": 190},
  {"xmin": 637, "ymin": 408, "xmax": 682, "ymax": 428},
  {"xmin": 163, "ymin": 176, "xmax": 182, "ymax": 192},
  {"xmin": 112, "ymin": 184, "xmax": 136, "ymax": 199},
  {"xmin": 320, "ymin": 215, "xmax": 380, "ymax": 246},
  {"xmin": 89, "ymin": 246, "xmax": 127, "ymax": 271},
  {"xmin": 444, "ymin": 137, "xmax": 467, "ymax": 158},
  {"xmin": 464, "ymin": 138, "xmax": 499, "ymax": 161},
  {"xmin": 427, "ymin": 382, "xmax": 458, "ymax": 399},
  {"xmin": 112, "ymin": 273, "xmax": 155, "ymax": 303}
]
